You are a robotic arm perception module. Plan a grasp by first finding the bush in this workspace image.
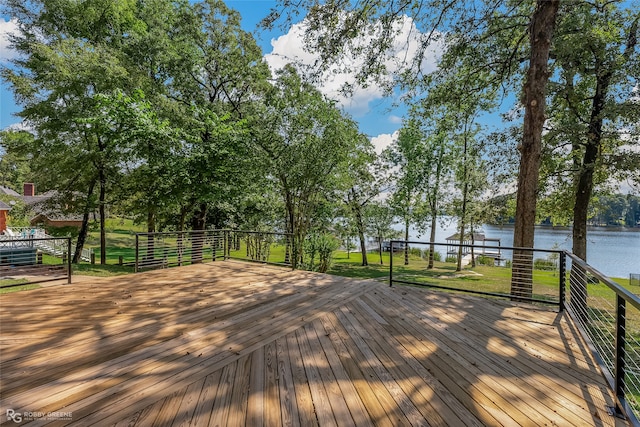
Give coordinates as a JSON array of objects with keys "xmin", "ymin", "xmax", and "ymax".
[
  {"xmin": 422, "ymin": 250, "xmax": 442, "ymax": 262},
  {"xmin": 445, "ymin": 256, "xmax": 458, "ymax": 263},
  {"xmin": 477, "ymin": 255, "xmax": 495, "ymax": 266},
  {"xmin": 304, "ymin": 233, "xmax": 340, "ymax": 273},
  {"xmin": 409, "ymin": 247, "xmax": 423, "ymax": 257},
  {"xmin": 533, "ymin": 258, "xmax": 557, "ymax": 271}
]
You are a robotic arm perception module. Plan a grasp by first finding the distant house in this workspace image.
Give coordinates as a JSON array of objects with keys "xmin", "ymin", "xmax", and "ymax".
[
  {"xmin": 0, "ymin": 183, "xmax": 84, "ymax": 230},
  {"xmin": 0, "ymin": 201, "xmax": 10, "ymax": 234},
  {"xmin": 445, "ymin": 232, "xmax": 502, "ymax": 259}
]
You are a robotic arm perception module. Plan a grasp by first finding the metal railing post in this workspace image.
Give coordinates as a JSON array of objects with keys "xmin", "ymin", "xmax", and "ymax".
[
  {"xmin": 67, "ymin": 237, "xmax": 72, "ymax": 284},
  {"xmin": 615, "ymin": 294, "xmax": 627, "ymax": 418},
  {"xmin": 389, "ymin": 240, "xmax": 394, "ymax": 287},
  {"xmin": 224, "ymin": 230, "xmax": 228, "ymax": 260},
  {"xmin": 135, "ymin": 233, "xmax": 139, "ymax": 273},
  {"xmin": 559, "ymin": 251, "xmax": 566, "ymax": 312}
]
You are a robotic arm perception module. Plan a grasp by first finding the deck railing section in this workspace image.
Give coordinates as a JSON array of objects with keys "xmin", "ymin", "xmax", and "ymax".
[
  {"xmin": 565, "ymin": 253, "xmax": 640, "ymax": 425},
  {"xmin": 134, "ymin": 230, "xmax": 226, "ymax": 272},
  {"xmin": 0, "ymin": 236, "xmax": 72, "ymax": 287},
  {"xmin": 224, "ymin": 230, "xmax": 293, "ymax": 266},
  {"xmin": 5, "ymin": 227, "xmax": 93, "ymax": 261},
  {"xmin": 388, "ymin": 240, "xmax": 565, "ymax": 307},
  {"xmin": 134, "ymin": 229, "xmax": 293, "ymax": 272},
  {"xmin": 388, "ymin": 239, "xmax": 639, "ymax": 425}
]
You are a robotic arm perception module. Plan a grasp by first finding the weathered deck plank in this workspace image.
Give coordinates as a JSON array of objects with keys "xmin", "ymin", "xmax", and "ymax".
[{"xmin": 0, "ymin": 261, "xmax": 626, "ymax": 426}]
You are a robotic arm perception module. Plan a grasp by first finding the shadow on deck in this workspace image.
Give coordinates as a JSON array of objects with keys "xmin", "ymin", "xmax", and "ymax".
[{"xmin": 0, "ymin": 261, "xmax": 626, "ymax": 426}]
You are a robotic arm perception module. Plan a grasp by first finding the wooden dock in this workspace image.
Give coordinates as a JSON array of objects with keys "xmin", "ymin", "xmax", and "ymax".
[{"xmin": 0, "ymin": 261, "xmax": 625, "ymax": 426}]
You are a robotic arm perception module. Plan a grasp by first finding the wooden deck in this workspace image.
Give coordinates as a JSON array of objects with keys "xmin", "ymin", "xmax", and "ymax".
[{"xmin": 0, "ymin": 261, "xmax": 625, "ymax": 426}]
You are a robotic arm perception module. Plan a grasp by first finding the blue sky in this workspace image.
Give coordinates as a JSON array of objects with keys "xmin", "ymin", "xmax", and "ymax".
[{"xmin": 0, "ymin": 0, "xmax": 412, "ymax": 150}]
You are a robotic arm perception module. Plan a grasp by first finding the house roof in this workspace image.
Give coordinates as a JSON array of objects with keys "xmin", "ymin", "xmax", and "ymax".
[
  {"xmin": 0, "ymin": 200, "xmax": 11, "ymax": 210},
  {"xmin": 0, "ymin": 186, "xmax": 20, "ymax": 197},
  {"xmin": 23, "ymin": 191, "xmax": 56, "ymax": 206},
  {"xmin": 31, "ymin": 212, "xmax": 84, "ymax": 223},
  {"xmin": 445, "ymin": 232, "xmax": 500, "ymax": 242}
]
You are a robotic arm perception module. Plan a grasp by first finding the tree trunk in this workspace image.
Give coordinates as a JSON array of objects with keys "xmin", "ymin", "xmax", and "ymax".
[
  {"xmin": 146, "ymin": 210, "xmax": 156, "ymax": 262},
  {"xmin": 73, "ymin": 179, "xmax": 96, "ymax": 263},
  {"xmin": 350, "ymin": 192, "xmax": 368, "ymax": 266},
  {"xmin": 470, "ymin": 224, "xmax": 476, "ymax": 268},
  {"xmin": 428, "ymin": 212, "xmax": 437, "ymax": 269},
  {"xmin": 191, "ymin": 202, "xmax": 207, "ymax": 264},
  {"xmin": 99, "ymin": 169, "xmax": 107, "ymax": 265},
  {"xmin": 404, "ymin": 219, "xmax": 410, "ymax": 265},
  {"xmin": 456, "ymin": 223, "xmax": 465, "ymax": 272},
  {"xmin": 571, "ymin": 61, "xmax": 614, "ymax": 318},
  {"xmin": 511, "ymin": 0, "xmax": 560, "ymax": 298}
]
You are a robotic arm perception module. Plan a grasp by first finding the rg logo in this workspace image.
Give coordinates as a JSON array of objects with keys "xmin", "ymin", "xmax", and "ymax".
[{"xmin": 6, "ymin": 409, "xmax": 22, "ymax": 423}]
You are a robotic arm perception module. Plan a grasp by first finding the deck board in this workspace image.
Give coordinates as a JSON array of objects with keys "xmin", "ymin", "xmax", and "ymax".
[{"xmin": 0, "ymin": 261, "xmax": 626, "ymax": 426}]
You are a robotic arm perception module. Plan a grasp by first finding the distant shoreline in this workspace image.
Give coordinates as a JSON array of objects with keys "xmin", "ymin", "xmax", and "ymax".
[{"xmin": 486, "ymin": 224, "xmax": 640, "ymax": 232}]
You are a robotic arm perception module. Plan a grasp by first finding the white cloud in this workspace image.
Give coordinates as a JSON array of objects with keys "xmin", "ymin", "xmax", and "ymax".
[
  {"xmin": 370, "ymin": 131, "xmax": 399, "ymax": 154},
  {"xmin": 0, "ymin": 18, "xmax": 18, "ymax": 63},
  {"xmin": 388, "ymin": 115, "xmax": 403, "ymax": 124},
  {"xmin": 264, "ymin": 15, "xmax": 442, "ymax": 117}
]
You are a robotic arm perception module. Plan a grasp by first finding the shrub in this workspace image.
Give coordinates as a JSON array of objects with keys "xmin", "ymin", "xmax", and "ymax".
[
  {"xmin": 445, "ymin": 256, "xmax": 458, "ymax": 263},
  {"xmin": 409, "ymin": 247, "xmax": 423, "ymax": 257},
  {"xmin": 304, "ymin": 233, "xmax": 340, "ymax": 273},
  {"xmin": 477, "ymin": 255, "xmax": 495, "ymax": 266},
  {"xmin": 422, "ymin": 250, "xmax": 442, "ymax": 262},
  {"xmin": 533, "ymin": 258, "xmax": 557, "ymax": 271}
]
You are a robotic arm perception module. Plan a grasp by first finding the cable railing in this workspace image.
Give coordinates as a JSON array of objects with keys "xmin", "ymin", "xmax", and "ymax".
[
  {"xmin": 565, "ymin": 253, "xmax": 640, "ymax": 425},
  {"xmin": 387, "ymin": 239, "xmax": 639, "ymax": 424},
  {"xmin": 134, "ymin": 230, "xmax": 226, "ymax": 272},
  {"xmin": 388, "ymin": 240, "xmax": 566, "ymax": 307},
  {"xmin": 225, "ymin": 230, "xmax": 293, "ymax": 266},
  {"xmin": 4, "ymin": 227, "xmax": 92, "ymax": 261},
  {"xmin": 0, "ymin": 236, "xmax": 72, "ymax": 287},
  {"xmin": 134, "ymin": 229, "xmax": 294, "ymax": 272}
]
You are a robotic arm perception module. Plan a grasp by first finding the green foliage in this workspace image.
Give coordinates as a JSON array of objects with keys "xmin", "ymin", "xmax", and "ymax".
[
  {"xmin": 423, "ymin": 250, "xmax": 442, "ymax": 262},
  {"xmin": 0, "ymin": 131, "xmax": 33, "ymax": 190},
  {"xmin": 477, "ymin": 255, "xmax": 495, "ymax": 266},
  {"xmin": 409, "ymin": 247, "xmax": 423, "ymax": 258},
  {"xmin": 0, "ymin": 195, "xmax": 30, "ymax": 227},
  {"xmin": 304, "ymin": 232, "xmax": 340, "ymax": 273},
  {"xmin": 533, "ymin": 258, "xmax": 558, "ymax": 271}
]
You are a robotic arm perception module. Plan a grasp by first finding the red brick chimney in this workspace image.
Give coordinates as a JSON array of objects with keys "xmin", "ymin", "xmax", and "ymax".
[
  {"xmin": 0, "ymin": 210, "xmax": 7, "ymax": 233},
  {"xmin": 23, "ymin": 183, "xmax": 35, "ymax": 197}
]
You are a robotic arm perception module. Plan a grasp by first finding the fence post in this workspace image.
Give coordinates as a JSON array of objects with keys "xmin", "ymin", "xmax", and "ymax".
[
  {"xmin": 559, "ymin": 251, "xmax": 566, "ymax": 312},
  {"xmin": 615, "ymin": 295, "xmax": 627, "ymax": 418},
  {"xmin": 224, "ymin": 230, "xmax": 228, "ymax": 260},
  {"xmin": 135, "ymin": 233, "xmax": 139, "ymax": 273},
  {"xmin": 389, "ymin": 241, "xmax": 394, "ymax": 287},
  {"xmin": 67, "ymin": 237, "xmax": 72, "ymax": 284},
  {"xmin": 211, "ymin": 230, "xmax": 218, "ymax": 261}
]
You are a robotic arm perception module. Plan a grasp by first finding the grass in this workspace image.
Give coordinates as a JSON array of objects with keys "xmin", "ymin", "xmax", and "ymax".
[
  {"xmin": 0, "ymin": 278, "xmax": 39, "ymax": 294},
  {"xmin": 329, "ymin": 251, "xmax": 563, "ymax": 302}
]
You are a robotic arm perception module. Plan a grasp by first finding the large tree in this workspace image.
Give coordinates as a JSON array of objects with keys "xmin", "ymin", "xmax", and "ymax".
[
  {"xmin": 541, "ymin": 2, "xmax": 639, "ymax": 261},
  {"xmin": 254, "ymin": 65, "xmax": 361, "ymax": 268},
  {"xmin": 1, "ymin": 0, "xmax": 149, "ymax": 263},
  {"xmin": 265, "ymin": 0, "xmax": 561, "ymax": 295},
  {"xmin": 385, "ymin": 119, "xmax": 425, "ymax": 266},
  {"xmin": 143, "ymin": 0, "xmax": 271, "ymax": 231}
]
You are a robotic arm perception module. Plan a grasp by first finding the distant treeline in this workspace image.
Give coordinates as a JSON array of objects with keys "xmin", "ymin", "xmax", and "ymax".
[{"xmin": 489, "ymin": 194, "xmax": 640, "ymax": 228}]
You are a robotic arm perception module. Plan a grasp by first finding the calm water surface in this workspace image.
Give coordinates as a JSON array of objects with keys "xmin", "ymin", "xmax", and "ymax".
[{"xmin": 407, "ymin": 220, "xmax": 639, "ymax": 279}]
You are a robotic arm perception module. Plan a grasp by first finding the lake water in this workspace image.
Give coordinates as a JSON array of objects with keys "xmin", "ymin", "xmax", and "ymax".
[{"xmin": 405, "ymin": 219, "xmax": 639, "ymax": 279}]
